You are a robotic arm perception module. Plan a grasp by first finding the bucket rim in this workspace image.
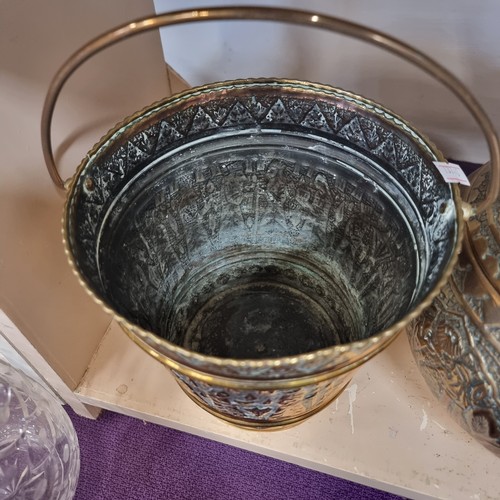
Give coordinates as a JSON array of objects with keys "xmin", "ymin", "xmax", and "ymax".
[{"xmin": 62, "ymin": 77, "xmax": 464, "ymax": 382}]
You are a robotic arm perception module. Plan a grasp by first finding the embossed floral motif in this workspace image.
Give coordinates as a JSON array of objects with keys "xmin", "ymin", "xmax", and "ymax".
[
  {"xmin": 69, "ymin": 81, "xmax": 451, "ymax": 303},
  {"xmin": 172, "ymin": 370, "xmax": 348, "ymax": 425},
  {"xmin": 409, "ymin": 243, "xmax": 500, "ymax": 452}
]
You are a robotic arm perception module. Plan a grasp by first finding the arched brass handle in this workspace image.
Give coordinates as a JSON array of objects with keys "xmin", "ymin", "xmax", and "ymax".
[{"xmin": 41, "ymin": 6, "xmax": 499, "ymax": 215}]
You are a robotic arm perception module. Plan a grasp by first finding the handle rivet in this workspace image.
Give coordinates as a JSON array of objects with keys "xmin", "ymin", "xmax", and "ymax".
[{"xmin": 84, "ymin": 177, "xmax": 95, "ymax": 191}]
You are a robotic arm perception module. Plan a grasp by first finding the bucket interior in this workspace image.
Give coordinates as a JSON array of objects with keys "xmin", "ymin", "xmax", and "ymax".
[{"xmin": 68, "ymin": 81, "xmax": 458, "ymax": 360}]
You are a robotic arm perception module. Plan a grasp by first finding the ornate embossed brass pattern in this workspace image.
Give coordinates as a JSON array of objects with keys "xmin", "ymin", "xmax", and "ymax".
[
  {"xmin": 408, "ymin": 166, "xmax": 500, "ymax": 453},
  {"xmin": 465, "ymin": 169, "xmax": 500, "ymax": 298},
  {"xmin": 172, "ymin": 369, "xmax": 351, "ymax": 429}
]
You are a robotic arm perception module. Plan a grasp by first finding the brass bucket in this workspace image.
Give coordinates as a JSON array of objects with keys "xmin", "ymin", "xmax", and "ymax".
[{"xmin": 41, "ymin": 7, "xmax": 499, "ymax": 429}]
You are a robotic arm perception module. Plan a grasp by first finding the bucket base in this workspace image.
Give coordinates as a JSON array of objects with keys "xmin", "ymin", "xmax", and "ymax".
[
  {"xmin": 175, "ymin": 249, "xmax": 362, "ymax": 359},
  {"xmin": 185, "ymin": 279, "xmax": 337, "ymax": 360}
]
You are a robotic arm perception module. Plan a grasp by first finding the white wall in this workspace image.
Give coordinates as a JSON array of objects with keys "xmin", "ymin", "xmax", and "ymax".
[
  {"xmin": 0, "ymin": 0, "xmax": 166, "ymax": 411},
  {"xmin": 154, "ymin": 0, "xmax": 500, "ymax": 164}
]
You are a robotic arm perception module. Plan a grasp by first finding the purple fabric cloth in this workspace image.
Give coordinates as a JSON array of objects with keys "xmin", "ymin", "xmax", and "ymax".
[{"xmin": 67, "ymin": 408, "xmax": 403, "ymax": 500}]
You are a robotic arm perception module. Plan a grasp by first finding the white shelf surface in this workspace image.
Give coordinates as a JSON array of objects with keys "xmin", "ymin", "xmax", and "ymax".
[{"xmin": 77, "ymin": 322, "xmax": 498, "ymax": 500}]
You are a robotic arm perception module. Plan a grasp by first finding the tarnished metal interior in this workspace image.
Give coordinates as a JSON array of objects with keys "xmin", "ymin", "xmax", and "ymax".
[{"xmin": 67, "ymin": 82, "xmax": 457, "ymax": 360}]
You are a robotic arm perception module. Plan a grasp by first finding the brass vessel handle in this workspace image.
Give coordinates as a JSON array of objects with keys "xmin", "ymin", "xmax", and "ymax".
[{"xmin": 41, "ymin": 6, "xmax": 499, "ymax": 215}]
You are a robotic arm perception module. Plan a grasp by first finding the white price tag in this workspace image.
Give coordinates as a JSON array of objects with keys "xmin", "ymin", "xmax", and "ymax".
[{"xmin": 433, "ymin": 161, "xmax": 470, "ymax": 186}]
